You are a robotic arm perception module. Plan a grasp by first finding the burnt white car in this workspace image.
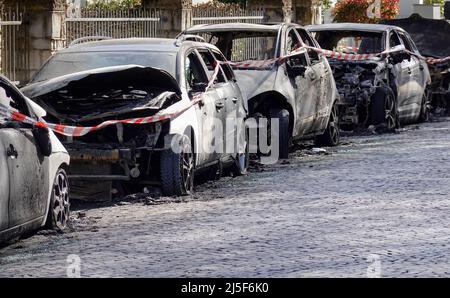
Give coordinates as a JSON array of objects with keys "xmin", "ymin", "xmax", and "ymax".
[
  {"xmin": 22, "ymin": 38, "xmax": 248, "ymax": 200},
  {"xmin": 0, "ymin": 75, "xmax": 70, "ymax": 243},
  {"xmin": 307, "ymin": 23, "xmax": 432, "ymax": 131},
  {"xmin": 181, "ymin": 23, "xmax": 341, "ymax": 159}
]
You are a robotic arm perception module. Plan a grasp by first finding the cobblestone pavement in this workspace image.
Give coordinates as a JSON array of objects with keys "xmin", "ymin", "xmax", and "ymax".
[{"xmin": 1, "ymin": 118, "xmax": 450, "ymax": 277}]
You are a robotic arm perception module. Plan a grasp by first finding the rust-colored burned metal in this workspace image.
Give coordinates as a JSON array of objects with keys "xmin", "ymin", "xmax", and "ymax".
[{"xmin": 68, "ymin": 148, "xmax": 121, "ymax": 162}]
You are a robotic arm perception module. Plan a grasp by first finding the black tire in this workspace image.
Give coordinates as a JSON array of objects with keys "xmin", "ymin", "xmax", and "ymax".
[
  {"xmin": 315, "ymin": 102, "xmax": 340, "ymax": 147},
  {"xmin": 370, "ymin": 86, "xmax": 397, "ymax": 131},
  {"xmin": 419, "ymin": 87, "xmax": 431, "ymax": 123},
  {"xmin": 231, "ymin": 125, "xmax": 250, "ymax": 176},
  {"xmin": 45, "ymin": 168, "xmax": 70, "ymax": 231},
  {"xmin": 160, "ymin": 134, "xmax": 194, "ymax": 196},
  {"xmin": 269, "ymin": 109, "xmax": 290, "ymax": 159}
]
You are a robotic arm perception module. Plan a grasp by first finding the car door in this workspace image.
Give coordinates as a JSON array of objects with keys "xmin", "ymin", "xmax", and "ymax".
[
  {"xmin": 0, "ymin": 83, "xmax": 48, "ymax": 228},
  {"xmin": 389, "ymin": 30, "xmax": 411, "ymax": 118},
  {"xmin": 297, "ymin": 28, "xmax": 332, "ymax": 132},
  {"xmin": 0, "ymin": 127, "xmax": 9, "ymax": 232},
  {"xmin": 197, "ymin": 48, "xmax": 231, "ymax": 159},
  {"xmin": 398, "ymin": 30, "xmax": 425, "ymax": 120},
  {"xmin": 185, "ymin": 50, "xmax": 222, "ymax": 166},
  {"xmin": 288, "ymin": 28, "xmax": 320, "ymax": 136}
]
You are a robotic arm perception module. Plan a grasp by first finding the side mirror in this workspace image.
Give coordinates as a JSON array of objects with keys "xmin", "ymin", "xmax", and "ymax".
[
  {"xmin": 32, "ymin": 125, "xmax": 52, "ymax": 157},
  {"xmin": 286, "ymin": 59, "xmax": 307, "ymax": 78},
  {"xmin": 389, "ymin": 45, "xmax": 410, "ymax": 64},
  {"xmin": 191, "ymin": 82, "xmax": 208, "ymax": 93}
]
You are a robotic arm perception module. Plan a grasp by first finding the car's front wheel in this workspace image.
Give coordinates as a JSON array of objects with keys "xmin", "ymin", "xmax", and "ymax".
[
  {"xmin": 160, "ymin": 134, "xmax": 194, "ymax": 196},
  {"xmin": 419, "ymin": 87, "xmax": 431, "ymax": 123},
  {"xmin": 45, "ymin": 168, "xmax": 70, "ymax": 231},
  {"xmin": 370, "ymin": 86, "xmax": 397, "ymax": 131}
]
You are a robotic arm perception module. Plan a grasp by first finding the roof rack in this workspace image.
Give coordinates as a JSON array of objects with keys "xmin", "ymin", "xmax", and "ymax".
[
  {"xmin": 176, "ymin": 34, "xmax": 206, "ymax": 43},
  {"xmin": 68, "ymin": 36, "xmax": 113, "ymax": 47}
]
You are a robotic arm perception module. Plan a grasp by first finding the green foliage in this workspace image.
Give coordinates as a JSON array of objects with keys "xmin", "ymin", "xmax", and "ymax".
[
  {"xmin": 86, "ymin": 0, "xmax": 142, "ymax": 10},
  {"xmin": 218, "ymin": 0, "xmax": 246, "ymax": 5}
]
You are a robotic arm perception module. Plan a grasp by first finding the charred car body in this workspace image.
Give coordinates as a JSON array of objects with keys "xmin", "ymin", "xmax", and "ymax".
[
  {"xmin": 0, "ymin": 75, "xmax": 70, "ymax": 243},
  {"xmin": 382, "ymin": 14, "xmax": 450, "ymax": 115},
  {"xmin": 181, "ymin": 23, "xmax": 341, "ymax": 159},
  {"xmin": 307, "ymin": 23, "xmax": 431, "ymax": 130},
  {"xmin": 22, "ymin": 38, "xmax": 248, "ymax": 200}
]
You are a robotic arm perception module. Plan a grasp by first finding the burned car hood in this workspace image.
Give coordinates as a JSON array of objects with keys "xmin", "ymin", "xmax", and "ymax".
[
  {"xmin": 22, "ymin": 65, "xmax": 181, "ymax": 99},
  {"xmin": 21, "ymin": 65, "xmax": 182, "ymax": 125},
  {"xmin": 381, "ymin": 14, "xmax": 450, "ymax": 59}
]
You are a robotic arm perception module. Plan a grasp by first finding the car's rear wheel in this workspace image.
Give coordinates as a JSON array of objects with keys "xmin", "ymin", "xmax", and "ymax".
[
  {"xmin": 231, "ymin": 125, "xmax": 250, "ymax": 176},
  {"xmin": 269, "ymin": 109, "xmax": 290, "ymax": 160},
  {"xmin": 45, "ymin": 168, "xmax": 70, "ymax": 231},
  {"xmin": 315, "ymin": 102, "xmax": 340, "ymax": 147},
  {"xmin": 160, "ymin": 135, "xmax": 194, "ymax": 196}
]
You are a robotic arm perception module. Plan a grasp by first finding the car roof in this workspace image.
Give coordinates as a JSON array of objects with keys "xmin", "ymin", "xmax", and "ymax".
[
  {"xmin": 185, "ymin": 22, "xmax": 288, "ymax": 33},
  {"xmin": 59, "ymin": 37, "xmax": 219, "ymax": 53},
  {"xmin": 306, "ymin": 23, "xmax": 401, "ymax": 33}
]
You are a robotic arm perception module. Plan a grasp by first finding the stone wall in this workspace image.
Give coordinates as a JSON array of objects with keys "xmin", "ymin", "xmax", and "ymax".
[{"xmin": 2, "ymin": 0, "xmax": 67, "ymax": 77}]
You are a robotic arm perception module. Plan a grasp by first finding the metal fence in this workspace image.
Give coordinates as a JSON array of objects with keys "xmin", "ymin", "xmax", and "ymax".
[
  {"xmin": 192, "ymin": 7, "xmax": 266, "ymax": 25},
  {"xmin": 193, "ymin": 7, "xmax": 268, "ymax": 62},
  {"xmin": 0, "ymin": 4, "xmax": 28, "ymax": 84},
  {"xmin": 65, "ymin": 8, "xmax": 161, "ymax": 45}
]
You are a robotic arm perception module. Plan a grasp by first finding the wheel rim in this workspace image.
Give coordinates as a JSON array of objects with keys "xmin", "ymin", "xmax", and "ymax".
[
  {"xmin": 385, "ymin": 95, "xmax": 396, "ymax": 130},
  {"xmin": 329, "ymin": 105, "xmax": 340, "ymax": 144},
  {"xmin": 182, "ymin": 149, "xmax": 194, "ymax": 193},
  {"xmin": 52, "ymin": 171, "xmax": 69, "ymax": 230}
]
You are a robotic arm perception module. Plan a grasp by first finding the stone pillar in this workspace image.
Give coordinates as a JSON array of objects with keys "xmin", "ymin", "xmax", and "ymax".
[
  {"xmin": 2, "ymin": 0, "xmax": 67, "ymax": 78},
  {"xmin": 143, "ymin": 0, "xmax": 192, "ymax": 38}
]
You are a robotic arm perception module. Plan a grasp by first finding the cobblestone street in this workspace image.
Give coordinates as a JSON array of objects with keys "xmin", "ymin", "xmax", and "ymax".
[{"xmin": 1, "ymin": 118, "xmax": 450, "ymax": 277}]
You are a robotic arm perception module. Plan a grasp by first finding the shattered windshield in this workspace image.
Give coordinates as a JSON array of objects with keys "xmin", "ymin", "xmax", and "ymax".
[
  {"xmin": 312, "ymin": 31, "xmax": 384, "ymax": 54},
  {"xmin": 201, "ymin": 31, "xmax": 278, "ymax": 62},
  {"xmin": 31, "ymin": 51, "xmax": 177, "ymax": 83}
]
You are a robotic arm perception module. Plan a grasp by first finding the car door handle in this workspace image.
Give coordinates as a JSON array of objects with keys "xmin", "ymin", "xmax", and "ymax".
[{"xmin": 6, "ymin": 144, "xmax": 18, "ymax": 159}]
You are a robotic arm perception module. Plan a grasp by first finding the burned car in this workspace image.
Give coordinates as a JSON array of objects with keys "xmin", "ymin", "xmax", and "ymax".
[
  {"xmin": 0, "ymin": 75, "xmax": 70, "ymax": 243},
  {"xmin": 180, "ymin": 23, "xmax": 341, "ymax": 159},
  {"xmin": 307, "ymin": 23, "xmax": 431, "ymax": 131},
  {"xmin": 382, "ymin": 14, "xmax": 450, "ymax": 115},
  {"xmin": 22, "ymin": 38, "xmax": 249, "ymax": 200}
]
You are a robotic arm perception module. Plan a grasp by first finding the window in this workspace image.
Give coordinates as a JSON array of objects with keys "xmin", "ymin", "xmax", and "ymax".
[
  {"xmin": 287, "ymin": 29, "xmax": 301, "ymax": 53},
  {"xmin": 398, "ymin": 31, "xmax": 413, "ymax": 52},
  {"xmin": 185, "ymin": 52, "xmax": 208, "ymax": 92},
  {"xmin": 313, "ymin": 30, "xmax": 383, "ymax": 54},
  {"xmin": 296, "ymin": 29, "xmax": 320, "ymax": 64},
  {"xmin": 198, "ymin": 49, "xmax": 226, "ymax": 83},
  {"xmin": 389, "ymin": 31, "xmax": 402, "ymax": 48},
  {"xmin": 31, "ymin": 51, "xmax": 178, "ymax": 83},
  {"xmin": 212, "ymin": 50, "xmax": 235, "ymax": 82}
]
